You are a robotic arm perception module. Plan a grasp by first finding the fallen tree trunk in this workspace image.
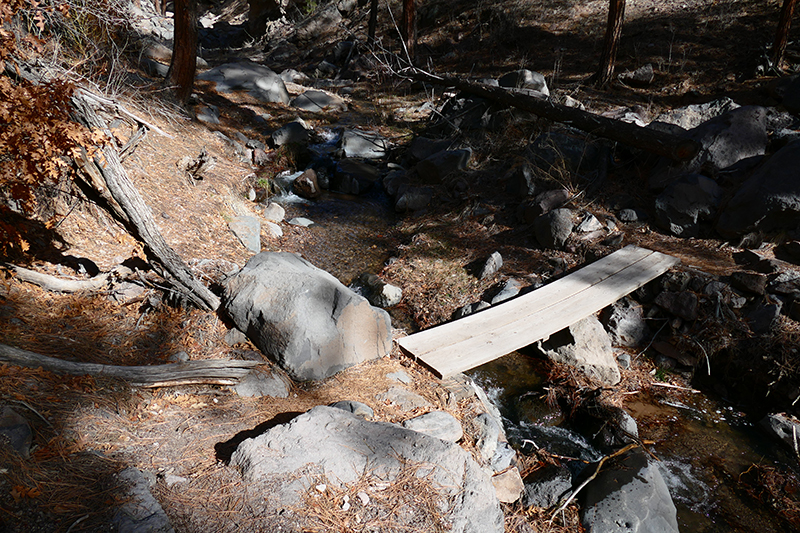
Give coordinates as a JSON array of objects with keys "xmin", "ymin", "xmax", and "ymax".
[
  {"xmin": 0, "ymin": 344, "xmax": 261, "ymax": 388},
  {"xmin": 71, "ymin": 91, "xmax": 221, "ymax": 311},
  {"xmin": 1, "ymin": 263, "xmax": 133, "ymax": 293},
  {"xmin": 408, "ymin": 70, "xmax": 701, "ymax": 162}
]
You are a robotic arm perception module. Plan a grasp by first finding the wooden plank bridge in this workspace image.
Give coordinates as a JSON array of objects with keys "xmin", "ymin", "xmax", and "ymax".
[{"xmin": 398, "ymin": 245, "xmax": 679, "ymax": 378}]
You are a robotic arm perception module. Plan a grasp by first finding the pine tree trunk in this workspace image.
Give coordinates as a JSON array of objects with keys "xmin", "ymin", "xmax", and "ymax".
[
  {"xmin": 167, "ymin": 0, "xmax": 198, "ymax": 104},
  {"xmin": 367, "ymin": 0, "xmax": 379, "ymax": 47},
  {"xmin": 401, "ymin": 0, "xmax": 416, "ymax": 61},
  {"xmin": 594, "ymin": 0, "xmax": 626, "ymax": 88},
  {"xmin": 772, "ymin": 0, "xmax": 798, "ymax": 69}
]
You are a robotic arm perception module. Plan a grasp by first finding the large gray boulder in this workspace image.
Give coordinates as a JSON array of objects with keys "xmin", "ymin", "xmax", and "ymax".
[
  {"xmin": 537, "ymin": 316, "xmax": 621, "ymax": 385},
  {"xmin": 230, "ymin": 406, "xmax": 504, "ymax": 533},
  {"xmin": 498, "ymin": 69, "xmax": 550, "ymax": 96},
  {"xmin": 113, "ymin": 468, "xmax": 174, "ymax": 533},
  {"xmin": 654, "ymin": 97, "xmax": 739, "ymax": 130},
  {"xmin": 534, "ymin": 208, "xmax": 575, "ymax": 249},
  {"xmin": 528, "ymin": 132, "xmax": 604, "ymax": 179},
  {"xmin": 340, "ymin": 129, "xmax": 389, "ymax": 159},
  {"xmin": 222, "ymin": 252, "xmax": 392, "ymax": 381},
  {"xmin": 688, "ymin": 105, "xmax": 767, "ymax": 170},
  {"xmin": 581, "ymin": 449, "xmax": 678, "ymax": 533},
  {"xmin": 291, "ymin": 90, "xmax": 348, "ymax": 113},
  {"xmin": 522, "ymin": 464, "xmax": 572, "ymax": 508},
  {"xmin": 600, "ymin": 297, "xmax": 650, "ymax": 348},
  {"xmin": 414, "ymin": 148, "xmax": 472, "ymax": 183},
  {"xmin": 332, "ymin": 158, "xmax": 380, "ymax": 195},
  {"xmin": 654, "ymin": 173, "xmax": 724, "ymax": 237},
  {"xmin": 717, "ymin": 139, "xmax": 800, "ymax": 238},
  {"xmin": 198, "ymin": 61, "xmax": 289, "ymax": 104},
  {"xmin": 650, "ymin": 105, "xmax": 767, "ymax": 189}
]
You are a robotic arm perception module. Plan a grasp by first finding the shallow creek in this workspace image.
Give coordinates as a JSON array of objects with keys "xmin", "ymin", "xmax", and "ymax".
[
  {"xmin": 274, "ymin": 184, "xmax": 796, "ymax": 531},
  {"xmin": 470, "ymin": 352, "xmax": 798, "ymax": 532}
]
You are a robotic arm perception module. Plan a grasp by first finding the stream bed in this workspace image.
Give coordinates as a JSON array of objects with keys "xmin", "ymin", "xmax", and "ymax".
[
  {"xmin": 470, "ymin": 351, "xmax": 798, "ymax": 533},
  {"xmin": 273, "ymin": 174, "xmax": 798, "ymax": 532}
]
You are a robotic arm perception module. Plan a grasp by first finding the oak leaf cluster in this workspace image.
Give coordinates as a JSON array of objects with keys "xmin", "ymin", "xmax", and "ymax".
[{"xmin": 0, "ymin": 1, "xmax": 101, "ymax": 258}]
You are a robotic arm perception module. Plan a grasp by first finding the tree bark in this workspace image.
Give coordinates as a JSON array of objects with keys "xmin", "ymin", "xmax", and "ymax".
[
  {"xmin": 772, "ymin": 0, "xmax": 798, "ymax": 69},
  {"xmin": 401, "ymin": 0, "xmax": 416, "ymax": 61},
  {"xmin": 166, "ymin": 0, "xmax": 198, "ymax": 104},
  {"xmin": 0, "ymin": 344, "xmax": 261, "ymax": 388},
  {"xmin": 1, "ymin": 263, "xmax": 134, "ymax": 293},
  {"xmin": 595, "ymin": 0, "xmax": 626, "ymax": 88},
  {"xmin": 71, "ymin": 92, "xmax": 221, "ymax": 311},
  {"xmin": 367, "ymin": 0, "xmax": 379, "ymax": 47},
  {"xmin": 408, "ymin": 70, "xmax": 700, "ymax": 161}
]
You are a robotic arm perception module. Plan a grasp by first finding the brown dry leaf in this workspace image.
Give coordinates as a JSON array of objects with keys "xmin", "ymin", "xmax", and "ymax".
[{"xmin": 11, "ymin": 485, "xmax": 42, "ymax": 501}]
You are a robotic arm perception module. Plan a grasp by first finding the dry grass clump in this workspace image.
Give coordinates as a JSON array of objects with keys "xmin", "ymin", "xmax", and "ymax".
[{"xmin": 296, "ymin": 463, "xmax": 454, "ymax": 533}]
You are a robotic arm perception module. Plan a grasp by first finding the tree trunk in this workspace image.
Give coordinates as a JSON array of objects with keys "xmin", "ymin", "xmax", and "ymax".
[
  {"xmin": 408, "ymin": 70, "xmax": 700, "ymax": 161},
  {"xmin": 0, "ymin": 343, "xmax": 261, "ymax": 388},
  {"xmin": 166, "ymin": 0, "xmax": 198, "ymax": 104},
  {"xmin": 401, "ymin": 0, "xmax": 416, "ymax": 61},
  {"xmin": 367, "ymin": 0, "xmax": 379, "ymax": 47},
  {"xmin": 772, "ymin": 0, "xmax": 798, "ymax": 69},
  {"xmin": 595, "ymin": 0, "xmax": 626, "ymax": 88}
]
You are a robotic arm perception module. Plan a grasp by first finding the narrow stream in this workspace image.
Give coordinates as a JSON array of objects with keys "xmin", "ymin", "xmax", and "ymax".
[
  {"xmin": 269, "ymin": 157, "xmax": 798, "ymax": 531},
  {"xmin": 470, "ymin": 352, "xmax": 798, "ymax": 532}
]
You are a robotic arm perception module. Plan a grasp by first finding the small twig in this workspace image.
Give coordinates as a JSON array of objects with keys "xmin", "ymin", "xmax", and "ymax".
[
  {"xmin": 9, "ymin": 399, "xmax": 54, "ymax": 429},
  {"xmin": 550, "ymin": 443, "xmax": 639, "ymax": 521},
  {"xmin": 635, "ymin": 318, "xmax": 669, "ymax": 360},
  {"xmin": 693, "ymin": 337, "xmax": 711, "ymax": 376},
  {"xmin": 65, "ymin": 514, "xmax": 89, "ymax": 533},
  {"xmin": 650, "ymin": 382, "xmax": 700, "ymax": 393}
]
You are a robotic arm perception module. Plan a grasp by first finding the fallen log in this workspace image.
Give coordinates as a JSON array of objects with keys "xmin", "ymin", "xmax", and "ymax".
[
  {"xmin": 0, "ymin": 343, "xmax": 261, "ymax": 388},
  {"xmin": 408, "ymin": 70, "xmax": 701, "ymax": 162},
  {"xmin": 71, "ymin": 91, "xmax": 221, "ymax": 311},
  {"xmin": 1, "ymin": 263, "xmax": 133, "ymax": 293}
]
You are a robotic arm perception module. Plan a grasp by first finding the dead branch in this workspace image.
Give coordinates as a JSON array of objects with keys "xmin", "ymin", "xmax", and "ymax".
[
  {"xmin": 1, "ymin": 263, "xmax": 134, "ymax": 293},
  {"xmin": 120, "ymin": 124, "xmax": 148, "ymax": 161},
  {"xmin": 75, "ymin": 88, "xmax": 173, "ymax": 139},
  {"xmin": 0, "ymin": 343, "xmax": 261, "ymax": 387},
  {"xmin": 550, "ymin": 443, "xmax": 639, "ymax": 521},
  {"xmin": 71, "ymin": 92, "xmax": 221, "ymax": 311},
  {"xmin": 404, "ymin": 69, "xmax": 701, "ymax": 162}
]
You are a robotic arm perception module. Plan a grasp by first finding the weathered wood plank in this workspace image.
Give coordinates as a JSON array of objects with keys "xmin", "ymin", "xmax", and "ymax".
[
  {"xmin": 398, "ymin": 245, "xmax": 679, "ymax": 378},
  {"xmin": 399, "ymin": 245, "xmax": 653, "ymax": 355}
]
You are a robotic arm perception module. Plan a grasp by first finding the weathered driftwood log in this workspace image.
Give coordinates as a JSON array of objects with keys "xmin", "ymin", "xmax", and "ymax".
[
  {"xmin": 1, "ymin": 263, "xmax": 133, "ymax": 293},
  {"xmin": 408, "ymin": 70, "xmax": 701, "ymax": 162},
  {"xmin": 0, "ymin": 344, "xmax": 261, "ymax": 388},
  {"xmin": 71, "ymin": 92, "xmax": 221, "ymax": 311}
]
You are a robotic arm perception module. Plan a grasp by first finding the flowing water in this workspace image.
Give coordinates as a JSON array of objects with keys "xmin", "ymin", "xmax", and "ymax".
[
  {"xmin": 469, "ymin": 352, "xmax": 799, "ymax": 532},
  {"xmin": 274, "ymin": 156, "xmax": 799, "ymax": 531}
]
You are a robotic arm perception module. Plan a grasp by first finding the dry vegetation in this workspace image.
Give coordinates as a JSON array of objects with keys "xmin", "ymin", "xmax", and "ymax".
[{"xmin": 2, "ymin": 0, "xmax": 800, "ymax": 531}]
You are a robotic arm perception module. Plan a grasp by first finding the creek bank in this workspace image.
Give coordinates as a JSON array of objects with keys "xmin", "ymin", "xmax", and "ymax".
[{"xmin": 193, "ymin": 60, "xmax": 800, "ymax": 531}]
